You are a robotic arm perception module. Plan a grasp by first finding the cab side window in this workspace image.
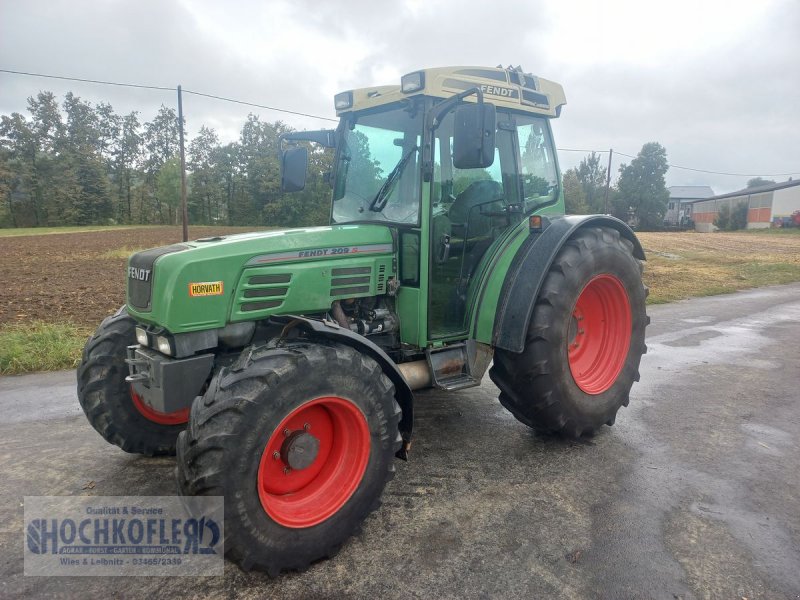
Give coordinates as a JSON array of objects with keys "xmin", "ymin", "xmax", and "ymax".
[{"xmin": 515, "ymin": 115, "xmax": 558, "ymax": 210}]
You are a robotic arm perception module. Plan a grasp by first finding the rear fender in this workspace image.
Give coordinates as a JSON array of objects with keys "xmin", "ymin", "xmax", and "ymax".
[{"xmin": 492, "ymin": 215, "xmax": 645, "ymax": 353}]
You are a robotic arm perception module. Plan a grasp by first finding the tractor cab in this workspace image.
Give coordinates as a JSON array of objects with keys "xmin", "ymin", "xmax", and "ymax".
[{"xmin": 281, "ymin": 66, "xmax": 567, "ymax": 341}]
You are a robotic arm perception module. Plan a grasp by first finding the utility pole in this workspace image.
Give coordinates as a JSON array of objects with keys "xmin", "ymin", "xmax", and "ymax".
[
  {"xmin": 177, "ymin": 85, "xmax": 188, "ymax": 242},
  {"xmin": 603, "ymin": 148, "xmax": 613, "ymax": 214}
]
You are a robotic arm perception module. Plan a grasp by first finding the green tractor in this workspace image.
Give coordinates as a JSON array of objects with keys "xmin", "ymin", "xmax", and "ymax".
[{"xmin": 77, "ymin": 66, "xmax": 648, "ymax": 574}]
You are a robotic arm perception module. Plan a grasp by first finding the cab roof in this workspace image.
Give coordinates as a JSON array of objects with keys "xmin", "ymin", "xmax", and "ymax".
[{"xmin": 336, "ymin": 66, "xmax": 567, "ymax": 119}]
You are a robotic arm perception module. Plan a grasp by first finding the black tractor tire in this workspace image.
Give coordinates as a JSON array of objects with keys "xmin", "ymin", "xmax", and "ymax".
[
  {"xmin": 176, "ymin": 340, "xmax": 402, "ymax": 575},
  {"xmin": 490, "ymin": 226, "xmax": 648, "ymax": 437},
  {"xmin": 77, "ymin": 307, "xmax": 188, "ymax": 456}
]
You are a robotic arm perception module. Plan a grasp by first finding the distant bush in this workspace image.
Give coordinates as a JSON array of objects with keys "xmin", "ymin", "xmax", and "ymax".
[{"xmin": 715, "ymin": 202, "xmax": 749, "ymax": 231}]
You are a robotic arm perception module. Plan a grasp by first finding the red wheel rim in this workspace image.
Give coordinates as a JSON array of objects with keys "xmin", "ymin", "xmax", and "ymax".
[
  {"xmin": 130, "ymin": 386, "xmax": 189, "ymax": 425},
  {"xmin": 257, "ymin": 396, "xmax": 371, "ymax": 528},
  {"xmin": 567, "ymin": 274, "xmax": 632, "ymax": 395}
]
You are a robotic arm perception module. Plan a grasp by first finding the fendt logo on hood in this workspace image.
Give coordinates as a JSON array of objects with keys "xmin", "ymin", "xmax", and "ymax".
[{"xmin": 128, "ymin": 267, "xmax": 151, "ymax": 282}]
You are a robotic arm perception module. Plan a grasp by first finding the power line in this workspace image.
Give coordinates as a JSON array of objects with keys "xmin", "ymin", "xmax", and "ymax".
[
  {"xmin": 182, "ymin": 89, "xmax": 337, "ymax": 122},
  {"xmin": 557, "ymin": 148, "xmax": 608, "ymax": 153},
  {"xmin": 0, "ymin": 68, "xmax": 336, "ymax": 122},
  {"xmin": 0, "ymin": 68, "xmax": 175, "ymax": 91},
  {"xmin": 613, "ymin": 150, "xmax": 798, "ymax": 178},
  {"xmin": 562, "ymin": 148, "xmax": 798, "ymax": 178}
]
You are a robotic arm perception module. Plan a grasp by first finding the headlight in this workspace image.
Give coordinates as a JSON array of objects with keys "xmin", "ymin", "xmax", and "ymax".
[
  {"xmin": 135, "ymin": 327, "xmax": 149, "ymax": 347},
  {"xmin": 334, "ymin": 91, "xmax": 353, "ymax": 110},
  {"xmin": 401, "ymin": 71, "xmax": 425, "ymax": 93},
  {"xmin": 156, "ymin": 335, "xmax": 173, "ymax": 356}
]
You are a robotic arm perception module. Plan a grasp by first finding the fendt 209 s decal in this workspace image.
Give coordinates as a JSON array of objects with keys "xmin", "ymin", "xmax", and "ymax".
[{"xmin": 245, "ymin": 243, "xmax": 393, "ymax": 265}]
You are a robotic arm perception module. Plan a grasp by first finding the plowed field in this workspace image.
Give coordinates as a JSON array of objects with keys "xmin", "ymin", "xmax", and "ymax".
[
  {"xmin": 1, "ymin": 227, "xmax": 799, "ymax": 327},
  {"xmin": 0, "ymin": 226, "xmax": 262, "ymax": 327}
]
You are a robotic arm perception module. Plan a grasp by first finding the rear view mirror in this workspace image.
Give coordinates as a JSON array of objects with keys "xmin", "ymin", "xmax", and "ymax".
[
  {"xmin": 281, "ymin": 147, "xmax": 308, "ymax": 192},
  {"xmin": 452, "ymin": 103, "xmax": 496, "ymax": 169}
]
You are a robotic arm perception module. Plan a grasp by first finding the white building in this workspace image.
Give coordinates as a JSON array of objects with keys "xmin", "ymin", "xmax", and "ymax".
[
  {"xmin": 665, "ymin": 186, "xmax": 715, "ymax": 226},
  {"xmin": 691, "ymin": 179, "xmax": 800, "ymax": 232}
]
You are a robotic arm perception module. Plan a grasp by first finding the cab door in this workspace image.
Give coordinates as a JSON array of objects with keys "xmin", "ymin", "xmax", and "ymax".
[{"xmin": 427, "ymin": 109, "xmax": 519, "ymax": 339}]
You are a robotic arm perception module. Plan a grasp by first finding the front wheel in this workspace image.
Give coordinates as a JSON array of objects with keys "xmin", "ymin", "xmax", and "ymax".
[
  {"xmin": 176, "ymin": 340, "xmax": 402, "ymax": 574},
  {"xmin": 77, "ymin": 307, "xmax": 189, "ymax": 455},
  {"xmin": 490, "ymin": 226, "xmax": 649, "ymax": 437}
]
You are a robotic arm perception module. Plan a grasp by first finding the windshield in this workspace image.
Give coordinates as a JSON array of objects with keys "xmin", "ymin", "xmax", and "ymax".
[{"xmin": 332, "ymin": 104, "xmax": 423, "ymax": 225}]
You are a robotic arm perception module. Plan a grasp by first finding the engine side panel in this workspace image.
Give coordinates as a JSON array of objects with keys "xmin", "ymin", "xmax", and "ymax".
[{"xmin": 230, "ymin": 256, "xmax": 395, "ymax": 323}]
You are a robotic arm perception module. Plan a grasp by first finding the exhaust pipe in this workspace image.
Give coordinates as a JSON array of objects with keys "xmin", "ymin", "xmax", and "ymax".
[{"xmin": 396, "ymin": 360, "xmax": 432, "ymax": 390}]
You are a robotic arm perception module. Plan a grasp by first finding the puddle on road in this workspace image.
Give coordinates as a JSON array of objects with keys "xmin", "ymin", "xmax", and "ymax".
[{"xmin": 661, "ymin": 330, "xmax": 722, "ymax": 347}]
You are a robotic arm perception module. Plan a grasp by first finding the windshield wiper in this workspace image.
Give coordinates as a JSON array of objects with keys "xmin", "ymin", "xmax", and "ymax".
[{"xmin": 368, "ymin": 146, "xmax": 418, "ymax": 212}]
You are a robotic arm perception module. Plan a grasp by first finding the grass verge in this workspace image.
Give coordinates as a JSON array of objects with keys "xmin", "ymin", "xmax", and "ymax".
[
  {"xmin": 99, "ymin": 247, "xmax": 145, "ymax": 259},
  {"xmin": 643, "ymin": 252, "xmax": 800, "ymax": 304},
  {"xmin": 0, "ymin": 321, "xmax": 90, "ymax": 375},
  {"xmin": 0, "ymin": 225, "xmax": 163, "ymax": 237}
]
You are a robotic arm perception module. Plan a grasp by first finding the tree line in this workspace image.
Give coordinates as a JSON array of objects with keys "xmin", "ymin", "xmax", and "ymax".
[
  {"xmin": 0, "ymin": 91, "xmax": 333, "ymax": 229},
  {"xmin": 1, "ymin": 91, "xmax": 677, "ymax": 231}
]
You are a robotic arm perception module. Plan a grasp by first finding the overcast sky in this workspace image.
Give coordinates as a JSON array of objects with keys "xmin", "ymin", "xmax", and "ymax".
[{"xmin": 1, "ymin": 0, "xmax": 798, "ymax": 193}]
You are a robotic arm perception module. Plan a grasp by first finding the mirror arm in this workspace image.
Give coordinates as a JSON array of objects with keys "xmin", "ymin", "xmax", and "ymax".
[
  {"xmin": 423, "ymin": 87, "xmax": 485, "ymax": 181},
  {"xmin": 426, "ymin": 87, "xmax": 484, "ymax": 132},
  {"xmin": 277, "ymin": 130, "xmax": 336, "ymax": 158}
]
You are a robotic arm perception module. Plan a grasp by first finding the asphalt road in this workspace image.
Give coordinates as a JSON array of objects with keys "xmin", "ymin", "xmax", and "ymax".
[{"xmin": 1, "ymin": 284, "xmax": 799, "ymax": 599}]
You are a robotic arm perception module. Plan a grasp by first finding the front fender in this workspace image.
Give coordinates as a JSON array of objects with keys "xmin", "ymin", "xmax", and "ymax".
[
  {"xmin": 275, "ymin": 315, "xmax": 414, "ymax": 459},
  {"xmin": 492, "ymin": 215, "xmax": 645, "ymax": 353}
]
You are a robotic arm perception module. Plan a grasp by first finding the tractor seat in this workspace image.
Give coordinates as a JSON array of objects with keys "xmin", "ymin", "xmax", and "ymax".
[{"xmin": 448, "ymin": 179, "xmax": 504, "ymax": 229}]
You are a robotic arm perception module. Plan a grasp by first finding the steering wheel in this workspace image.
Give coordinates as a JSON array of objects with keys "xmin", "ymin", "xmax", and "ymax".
[{"xmin": 382, "ymin": 202, "xmax": 418, "ymax": 223}]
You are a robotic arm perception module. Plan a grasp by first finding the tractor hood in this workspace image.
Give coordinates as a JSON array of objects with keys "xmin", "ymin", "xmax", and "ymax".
[{"xmin": 126, "ymin": 224, "xmax": 395, "ymax": 333}]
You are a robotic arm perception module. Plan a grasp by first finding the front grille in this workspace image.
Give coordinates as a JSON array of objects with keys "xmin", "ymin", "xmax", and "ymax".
[{"xmin": 127, "ymin": 244, "xmax": 188, "ymax": 311}]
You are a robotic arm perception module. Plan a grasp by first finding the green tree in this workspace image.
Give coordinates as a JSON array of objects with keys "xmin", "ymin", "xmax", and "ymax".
[
  {"xmin": 62, "ymin": 93, "xmax": 112, "ymax": 224},
  {"xmin": 115, "ymin": 112, "xmax": 142, "ymax": 223},
  {"xmin": 576, "ymin": 152, "xmax": 607, "ymax": 212},
  {"xmin": 614, "ymin": 142, "xmax": 670, "ymax": 229},
  {"xmin": 0, "ymin": 147, "xmax": 15, "ymax": 226},
  {"xmin": 562, "ymin": 168, "xmax": 589, "ymax": 214},
  {"xmin": 28, "ymin": 92, "xmax": 64, "ymax": 154},
  {"xmin": 143, "ymin": 105, "xmax": 181, "ymax": 223},
  {"xmin": 746, "ymin": 177, "xmax": 775, "ymax": 189},
  {"xmin": 213, "ymin": 142, "xmax": 242, "ymax": 225},
  {"xmin": 156, "ymin": 157, "xmax": 182, "ymax": 225},
  {"xmin": 714, "ymin": 201, "xmax": 748, "ymax": 231},
  {"xmin": 0, "ymin": 112, "xmax": 38, "ymax": 225},
  {"xmin": 239, "ymin": 114, "xmax": 292, "ymax": 222},
  {"xmin": 188, "ymin": 125, "xmax": 221, "ymax": 224}
]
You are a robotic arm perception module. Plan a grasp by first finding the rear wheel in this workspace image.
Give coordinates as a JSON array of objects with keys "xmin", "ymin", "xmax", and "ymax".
[
  {"xmin": 176, "ymin": 340, "xmax": 402, "ymax": 574},
  {"xmin": 77, "ymin": 307, "xmax": 188, "ymax": 455},
  {"xmin": 490, "ymin": 227, "xmax": 648, "ymax": 437}
]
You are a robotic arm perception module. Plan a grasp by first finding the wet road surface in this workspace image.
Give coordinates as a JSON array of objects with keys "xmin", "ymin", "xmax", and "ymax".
[{"xmin": 1, "ymin": 283, "xmax": 799, "ymax": 599}]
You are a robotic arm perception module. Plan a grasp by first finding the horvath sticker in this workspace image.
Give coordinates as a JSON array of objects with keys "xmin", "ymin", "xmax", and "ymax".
[{"xmin": 189, "ymin": 281, "xmax": 224, "ymax": 297}]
